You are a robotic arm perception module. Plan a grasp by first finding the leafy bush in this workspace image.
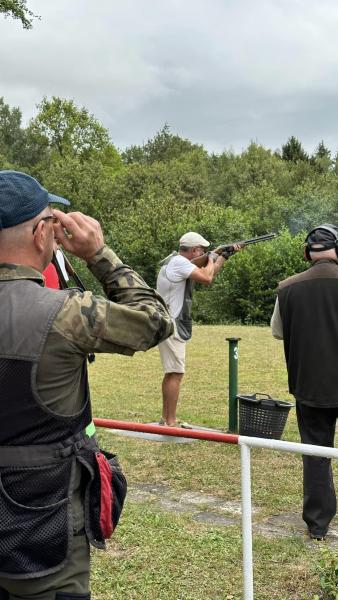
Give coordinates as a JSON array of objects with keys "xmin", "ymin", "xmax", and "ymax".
[
  {"xmin": 107, "ymin": 194, "xmax": 250, "ymax": 287},
  {"xmin": 193, "ymin": 230, "xmax": 306, "ymax": 324}
]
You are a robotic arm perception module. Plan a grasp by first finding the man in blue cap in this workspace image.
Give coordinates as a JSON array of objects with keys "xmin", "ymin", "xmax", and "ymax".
[{"xmin": 0, "ymin": 171, "xmax": 173, "ymax": 599}]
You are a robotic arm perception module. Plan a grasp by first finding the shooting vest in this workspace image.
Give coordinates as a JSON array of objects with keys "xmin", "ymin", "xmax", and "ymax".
[
  {"xmin": 161, "ymin": 253, "xmax": 195, "ymax": 341},
  {"xmin": 278, "ymin": 259, "xmax": 338, "ymax": 406},
  {"xmin": 0, "ymin": 278, "xmax": 122, "ymax": 579}
]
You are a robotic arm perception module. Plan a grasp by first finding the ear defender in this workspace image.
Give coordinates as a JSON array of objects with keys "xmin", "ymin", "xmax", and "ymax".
[{"xmin": 304, "ymin": 245, "xmax": 311, "ymax": 261}]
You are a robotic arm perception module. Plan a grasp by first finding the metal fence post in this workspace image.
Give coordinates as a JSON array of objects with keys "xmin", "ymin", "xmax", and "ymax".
[
  {"xmin": 240, "ymin": 442, "xmax": 254, "ymax": 600},
  {"xmin": 94, "ymin": 419, "xmax": 338, "ymax": 599},
  {"xmin": 226, "ymin": 337, "xmax": 241, "ymax": 432}
]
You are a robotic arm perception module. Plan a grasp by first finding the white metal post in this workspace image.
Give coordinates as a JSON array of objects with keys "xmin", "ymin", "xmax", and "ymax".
[
  {"xmin": 241, "ymin": 442, "xmax": 254, "ymax": 600},
  {"xmin": 238, "ymin": 436, "xmax": 338, "ymax": 600},
  {"xmin": 96, "ymin": 420, "xmax": 338, "ymax": 599}
]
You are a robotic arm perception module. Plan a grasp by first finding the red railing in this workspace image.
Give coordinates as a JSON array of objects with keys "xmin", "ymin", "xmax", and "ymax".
[{"xmin": 93, "ymin": 418, "xmax": 239, "ymax": 444}]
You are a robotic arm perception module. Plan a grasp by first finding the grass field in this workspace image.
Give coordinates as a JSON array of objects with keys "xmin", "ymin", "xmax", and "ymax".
[{"xmin": 89, "ymin": 325, "xmax": 337, "ymax": 600}]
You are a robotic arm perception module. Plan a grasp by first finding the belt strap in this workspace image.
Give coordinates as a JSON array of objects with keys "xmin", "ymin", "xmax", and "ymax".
[{"xmin": 0, "ymin": 427, "xmax": 98, "ymax": 467}]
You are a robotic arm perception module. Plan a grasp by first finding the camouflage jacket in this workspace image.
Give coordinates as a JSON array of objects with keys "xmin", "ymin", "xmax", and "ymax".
[{"xmin": 0, "ymin": 245, "xmax": 173, "ymax": 416}]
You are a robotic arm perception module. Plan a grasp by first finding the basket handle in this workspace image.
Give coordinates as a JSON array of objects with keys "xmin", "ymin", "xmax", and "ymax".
[{"xmin": 260, "ymin": 399, "xmax": 276, "ymax": 407}]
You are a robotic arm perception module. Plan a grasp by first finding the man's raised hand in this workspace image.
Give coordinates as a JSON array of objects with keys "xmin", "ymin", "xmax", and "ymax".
[{"xmin": 52, "ymin": 210, "xmax": 104, "ymax": 261}]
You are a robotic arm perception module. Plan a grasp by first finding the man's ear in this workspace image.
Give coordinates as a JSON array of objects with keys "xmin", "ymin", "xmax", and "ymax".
[{"xmin": 33, "ymin": 221, "xmax": 46, "ymax": 254}]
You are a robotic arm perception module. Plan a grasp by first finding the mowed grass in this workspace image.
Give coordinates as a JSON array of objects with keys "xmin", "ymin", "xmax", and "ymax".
[{"xmin": 89, "ymin": 325, "xmax": 337, "ymax": 600}]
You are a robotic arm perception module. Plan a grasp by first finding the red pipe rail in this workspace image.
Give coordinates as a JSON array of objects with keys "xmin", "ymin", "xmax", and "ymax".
[{"xmin": 93, "ymin": 418, "xmax": 239, "ymax": 444}]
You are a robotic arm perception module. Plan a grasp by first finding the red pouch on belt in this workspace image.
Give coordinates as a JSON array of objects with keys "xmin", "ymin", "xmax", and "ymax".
[
  {"xmin": 95, "ymin": 452, "xmax": 113, "ymax": 539},
  {"xmin": 94, "ymin": 451, "xmax": 127, "ymax": 539}
]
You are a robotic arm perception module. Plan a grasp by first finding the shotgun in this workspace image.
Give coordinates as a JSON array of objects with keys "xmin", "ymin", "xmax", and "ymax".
[{"xmin": 191, "ymin": 233, "xmax": 277, "ymax": 268}]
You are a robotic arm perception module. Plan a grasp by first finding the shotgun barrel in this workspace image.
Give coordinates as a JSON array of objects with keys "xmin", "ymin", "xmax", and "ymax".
[
  {"xmin": 191, "ymin": 232, "xmax": 277, "ymax": 267},
  {"xmin": 239, "ymin": 233, "xmax": 277, "ymax": 246}
]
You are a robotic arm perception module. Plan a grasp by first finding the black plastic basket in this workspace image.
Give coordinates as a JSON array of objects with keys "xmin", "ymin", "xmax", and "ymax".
[{"xmin": 237, "ymin": 393, "xmax": 294, "ymax": 439}]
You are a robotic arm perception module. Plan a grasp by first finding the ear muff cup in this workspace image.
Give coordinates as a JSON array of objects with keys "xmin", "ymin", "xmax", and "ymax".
[{"xmin": 304, "ymin": 246, "xmax": 311, "ymax": 261}]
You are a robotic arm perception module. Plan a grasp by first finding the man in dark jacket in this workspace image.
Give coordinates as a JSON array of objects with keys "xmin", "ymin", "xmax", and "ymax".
[
  {"xmin": 271, "ymin": 223, "xmax": 338, "ymax": 541},
  {"xmin": 0, "ymin": 170, "xmax": 173, "ymax": 599}
]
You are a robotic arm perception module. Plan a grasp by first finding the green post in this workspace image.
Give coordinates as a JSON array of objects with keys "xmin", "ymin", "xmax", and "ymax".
[{"xmin": 226, "ymin": 337, "xmax": 241, "ymax": 433}]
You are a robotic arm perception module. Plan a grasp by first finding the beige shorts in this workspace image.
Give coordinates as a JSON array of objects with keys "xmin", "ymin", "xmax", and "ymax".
[{"xmin": 158, "ymin": 334, "xmax": 186, "ymax": 373}]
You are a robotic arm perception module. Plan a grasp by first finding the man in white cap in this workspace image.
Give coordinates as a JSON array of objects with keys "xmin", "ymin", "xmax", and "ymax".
[{"xmin": 157, "ymin": 231, "xmax": 240, "ymax": 427}]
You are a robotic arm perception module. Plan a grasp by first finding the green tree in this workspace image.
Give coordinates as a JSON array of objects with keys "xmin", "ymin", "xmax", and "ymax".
[
  {"xmin": 231, "ymin": 180, "xmax": 291, "ymax": 234},
  {"xmin": 0, "ymin": 97, "xmax": 27, "ymax": 166},
  {"xmin": 111, "ymin": 149, "xmax": 209, "ymax": 210},
  {"xmin": 38, "ymin": 154, "xmax": 122, "ymax": 224},
  {"xmin": 0, "ymin": 153, "xmax": 15, "ymax": 170},
  {"xmin": 287, "ymin": 178, "xmax": 338, "ymax": 233},
  {"xmin": 193, "ymin": 230, "xmax": 306, "ymax": 324},
  {"xmin": 310, "ymin": 141, "xmax": 332, "ymax": 174},
  {"xmin": 107, "ymin": 193, "xmax": 249, "ymax": 286},
  {"xmin": 281, "ymin": 136, "xmax": 308, "ymax": 162},
  {"xmin": 315, "ymin": 140, "xmax": 331, "ymax": 159},
  {"xmin": 122, "ymin": 124, "xmax": 205, "ymax": 165},
  {"xmin": 28, "ymin": 97, "xmax": 120, "ymax": 167},
  {"xmin": 0, "ymin": 0, "xmax": 37, "ymax": 28},
  {"xmin": 208, "ymin": 143, "xmax": 293, "ymax": 207}
]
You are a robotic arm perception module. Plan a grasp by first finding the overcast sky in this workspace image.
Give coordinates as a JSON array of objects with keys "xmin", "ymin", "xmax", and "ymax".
[{"xmin": 1, "ymin": 0, "xmax": 338, "ymax": 155}]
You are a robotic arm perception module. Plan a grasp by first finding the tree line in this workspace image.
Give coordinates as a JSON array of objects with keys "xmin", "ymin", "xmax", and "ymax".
[{"xmin": 1, "ymin": 96, "xmax": 338, "ymax": 324}]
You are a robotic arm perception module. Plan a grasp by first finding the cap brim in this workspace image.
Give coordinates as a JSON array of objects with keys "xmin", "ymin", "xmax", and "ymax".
[{"xmin": 48, "ymin": 193, "xmax": 71, "ymax": 206}]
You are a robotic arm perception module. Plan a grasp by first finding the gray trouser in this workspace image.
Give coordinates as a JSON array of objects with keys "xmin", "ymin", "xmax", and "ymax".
[
  {"xmin": 0, "ymin": 535, "xmax": 90, "ymax": 600},
  {"xmin": 296, "ymin": 401, "xmax": 338, "ymax": 536}
]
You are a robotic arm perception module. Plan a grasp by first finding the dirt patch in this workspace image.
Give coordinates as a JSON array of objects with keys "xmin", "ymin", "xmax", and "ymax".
[
  {"xmin": 159, "ymin": 497, "xmax": 200, "ymax": 513},
  {"xmin": 128, "ymin": 483, "xmax": 338, "ymax": 547},
  {"xmin": 255, "ymin": 513, "xmax": 338, "ymax": 548},
  {"xmin": 194, "ymin": 512, "xmax": 238, "ymax": 526}
]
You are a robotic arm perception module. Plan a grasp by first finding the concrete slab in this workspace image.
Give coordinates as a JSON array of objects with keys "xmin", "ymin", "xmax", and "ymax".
[
  {"xmin": 194, "ymin": 512, "xmax": 238, "ymax": 526},
  {"xmin": 105, "ymin": 423, "xmax": 223, "ymax": 443}
]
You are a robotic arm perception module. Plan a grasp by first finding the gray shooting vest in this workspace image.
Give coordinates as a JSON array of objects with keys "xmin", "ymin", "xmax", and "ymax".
[
  {"xmin": 0, "ymin": 278, "xmax": 109, "ymax": 579},
  {"xmin": 161, "ymin": 253, "xmax": 195, "ymax": 341}
]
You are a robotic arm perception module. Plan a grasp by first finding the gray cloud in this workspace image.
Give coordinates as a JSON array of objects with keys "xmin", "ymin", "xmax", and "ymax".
[{"xmin": 1, "ymin": 0, "xmax": 338, "ymax": 154}]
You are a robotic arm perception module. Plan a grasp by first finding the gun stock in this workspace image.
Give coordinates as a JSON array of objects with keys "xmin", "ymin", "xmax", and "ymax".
[
  {"xmin": 191, "ymin": 233, "xmax": 277, "ymax": 268},
  {"xmin": 52, "ymin": 251, "xmax": 96, "ymax": 364}
]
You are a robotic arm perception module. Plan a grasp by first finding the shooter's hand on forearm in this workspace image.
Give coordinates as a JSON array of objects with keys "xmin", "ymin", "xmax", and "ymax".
[
  {"xmin": 212, "ymin": 243, "xmax": 242, "ymax": 275},
  {"xmin": 52, "ymin": 209, "xmax": 104, "ymax": 262},
  {"xmin": 204, "ymin": 254, "xmax": 215, "ymax": 273},
  {"xmin": 221, "ymin": 243, "xmax": 243, "ymax": 259}
]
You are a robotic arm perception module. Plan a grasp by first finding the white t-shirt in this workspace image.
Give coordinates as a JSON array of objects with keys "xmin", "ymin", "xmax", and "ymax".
[{"xmin": 156, "ymin": 254, "xmax": 196, "ymax": 319}]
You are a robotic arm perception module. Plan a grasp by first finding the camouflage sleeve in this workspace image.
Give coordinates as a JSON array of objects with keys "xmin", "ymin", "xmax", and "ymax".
[{"xmin": 52, "ymin": 246, "xmax": 173, "ymax": 355}]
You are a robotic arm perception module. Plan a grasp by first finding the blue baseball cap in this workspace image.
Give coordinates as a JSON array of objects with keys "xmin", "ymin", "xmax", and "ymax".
[{"xmin": 0, "ymin": 170, "xmax": 70, "ymax": 230}]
